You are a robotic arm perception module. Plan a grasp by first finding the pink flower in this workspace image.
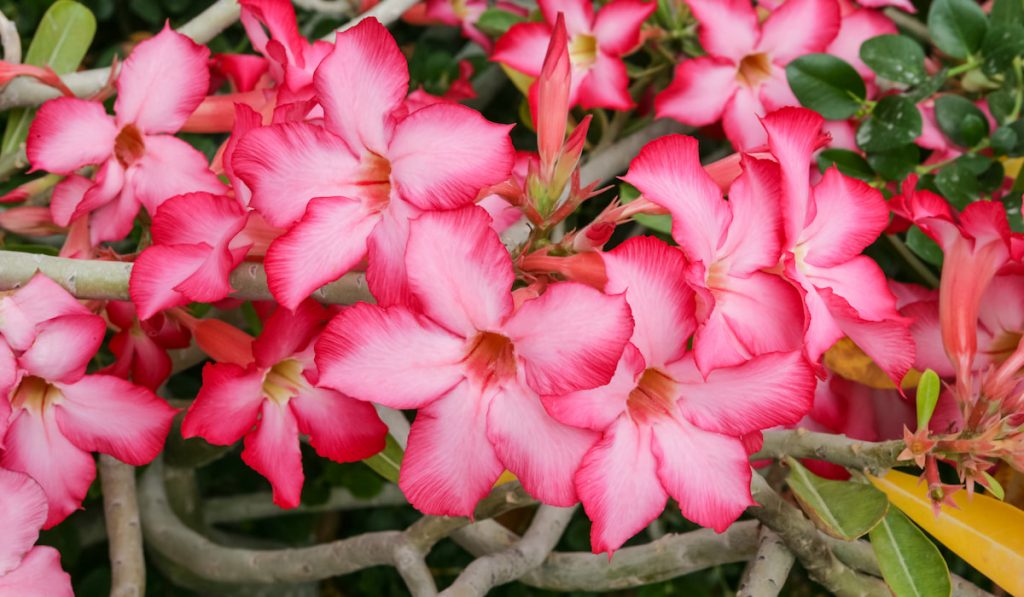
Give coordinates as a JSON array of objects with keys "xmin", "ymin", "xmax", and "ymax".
[
  {"xmin": 233, "ymin": 18, "xmax": 515, "ymax": 308},
  {"xmin": 0, "ymin": 275, "xmax": 176, "ymax": 527},
  {"xmin": 181, "ymin": 300, "xmax": 387, "ymax": 508},
  {"xmin": 315, "ymin": 207, "xmax": 633, "ymax": 516},
  {"xmin": 764, "ymin": 108, "xmax": 915, "ymax": 384},
  {"xmin": 543, "ymin": 236, "xmax": 815, "ymax": 553},
  {"xmin": 102, "ymin": 301, "xmax": 192, "ymax": 390},
  {"xmin": 0, "ymin": 467, "xmax": 72, "ymax": 596},
  {"xmin": 826, "ymin": 3, "xmax": 897, "ymax": 80},
  {"xmin": 26, "ymin": 26, "xmax": 225, "ymax": 245},
  {"xmin": 492, "ymin": 0, "xmax": 654, "ymax": 110},
  {"xmin": 622, "ymin": 134, "xmax": 804, "ymax": 374},
  {"xmin": 656, "ymin": 0, "xmax": 841, "ymax": 150},
  {"xmin": 422, "ymin": 0, "xmax": 527, "ymax": 51}
]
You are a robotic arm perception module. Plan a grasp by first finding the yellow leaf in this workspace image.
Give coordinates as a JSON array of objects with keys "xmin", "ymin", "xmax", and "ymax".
[
  {"xmin": 825, "ymin": 338, "xmax": 920, "ymax": 390},
  {"xmin": 499, "ymin": 64, "xmax": 535, "ymax": 97},
  {"xmin": 870, "ymin": 470, "xmax": 1024, "ymax": 595},
  {"xmin": 1003, "ymin": 157, "xmax": 1024, "ymax": 181},
  {"xmin": 494, "ymin": 470, "xmax": 518, "ymax": 487}
]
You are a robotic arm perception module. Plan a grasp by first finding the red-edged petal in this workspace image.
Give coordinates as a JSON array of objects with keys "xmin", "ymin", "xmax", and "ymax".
[
  {"xmin": 114, "ymin": 26, "xmax": 211, "ymax": 134},
  {"xmin": 827, "ymin": 8, "xmax": 897, "ymax": 77},
  {"xmin": 252, "ymin": 299, "xmax": 328, "ymax": 367},
  {"xmin": 0, "ymin": 468, "xmax": 48, "ymax": 576},
  {"xmin": 668, "ymin": 351, "xmax": 815, "ymax": 436},
  {"xmin": 576, "ymin": 51, "xmax": 632, "ymax": 111},
  {"xmin": 0, "ymin": 274, "xmax": 89, "ymax": 351},
  {"xmin": 0, "ymin": 409, "xmax": 96, "ymax": 528},
  {"xmin": 151, "ymin": 192, "xmax": 247, "ymax": 246},
  {"xmin": 49, "ymin": 175, "xmax": 94, "ymax": 228},
  {"xmin": 542, "ymin": 343, "xmax": 643, "ymax": 431},
  {"xmin": 130, "ymin": 244, "xmax": 219, "ymax": 320},
  {"xmin": 405, "ymin": 207, "xmax": 514, "ymax": 336},
  {"xmin": 26, "ymin": 98, "xmax": 115, "ymax": 174},
  {"xmin": 315, "ymin": 18, "xmax": 408, "ymax": 154},
  {"xmin": 721, "ymin": 84, "xmax": 769, "ymax": 151},
  {"xmin": 538, "ymin": 0, "xmax": 594, "ymax": 34},
  {"xmin": 717, "ymin": 156, "xmax": 784, "ymax": 275},
  {"xmin": 576, "ymin": 416, "xmax": 667, "ymax": 554},
  {"xmin": 290, "ymin": 387, "xmax": 388, "ymax": 462},
  {"xmin": 181, "ymin": 363, "xmax": 264, "ymax": 445},
  {"xmin": 0, "ymin": 342, "xmax": 14, "ymax": 440},
  {"xmin": 603, "ymin": 236, "xmax": 695, "ymax": 367},
  {"xmin": 762, "ymin": 107, "xmax": 825, "ymax": 244},
  {"xmin": 265, "ymin": 196, "xmax": 377, "ymax": 310},
  {"xmin": 757, "ymin": 0, "xmax": 841, "ymax": 62},
  {"xmin": 487, "ymin": 381, "xmax": 597, "ymax": 506},
  {"xmin": 316, "ymin": 303, "xmax": 467, "ymax": 409},
  {"xmin": 366, "ymin": 201, "xmax": 418, "ymax": 307},
  {"xmin": 800, "ymin": 168, "xmax": 889, "ymax": 267},
  {"xmin": 621, "ymin": 134, "xmax": 728, "ymax": 266},
  {"xmin": 0, "ymin": 547, "xmax": 73, "ymax": 597},
  {"xmin": 491, "ymin": 22, "xmax": 551, "ymax": 76},
  {"xmin": 389, "ymin": 103, "xmax": 514, "ymax": 211},
  {"xmin": 504, "ymin": 282, "xmax": 633, "ymax": 396},
  {"xmin": 53, "ymin": 374, "xmax": 175, "ymax": 465},
  {"xmin": 241, "ymin": 400, "xmax": 303, "ymax": 508},
  {"xmin": 233, "ymin": 122, "xmax": 360, "ymax": 227},
  {"xmin": 686, "ymin": 0, "xmax": 760, "ymax": 61},
  {"xmin": 106, "ymin": 329, "xmax": 173, "ymax": 390},
  {"xmin": 804, "ymin": 256, "xmax": 903, "ymax": 322},
  {"xmin": 129, "ymin": 135, "xmax": 226, "ymax": 215},
  {"xmin": 655, "ymin": 57, "xmax": 737, "ymax": 128},
  {"xmin": 592, "ymin": 0, "xmax": 654, "ymax": 55},
  {"xmin": 19, "ymin": 314, "xmax": 105, "ymax": 383},
  {"xmin": 820, "ymin": 287, "xmax": 914, "ymax": 386},
  {"xmin": 398, "ymin": 381, "xmax": 504, "ymax": 516},
  {"xmin": 651, "ymin": 415, "xmax": 754, "ymax": 531},
  {"xmin": 757, "ymin": 67, "xmax": 801, "ymax": 113}
]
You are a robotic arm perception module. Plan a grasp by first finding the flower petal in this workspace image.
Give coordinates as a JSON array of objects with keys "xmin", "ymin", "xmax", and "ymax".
[
  {"xmin": 542, "ymin": 343, "xmax": 643, "ymax": 431},
  {"xmin": 721, "ymin": 84, "xmax": 769, "ymax": 151},
  {"xmin": 0, "ymin": 547, "xmax": 73, "ymax": 597},
  {"xmin": 800, "ymin": 168, "xmax": 889, "ymax": 267},
  {"xmin": 130, "ymin": 244, "xmax": 220, "ymax": 320},
  {"xmin": 49, "ymin": 175, "xmax": 95, "ymax": 228},
  {"xmin": 290, "ymin": 387, "xmax": 388, "ymax": 462},
  {"xmin": 181, "ymin": 363, "xmax": 264, "ymax": 445},
  {"xmin": 655, "ymin": 57, "xmax": 737, "ymax": 128},
  {"xmin": 0, "ymin": 468, "xmax": 48, "ymax": 576},
  {"xmin": 366, "ymin": 201, "xmax": 418, "ymax": 307},
  {"xmin": 26, "ymin": 98, "xmax": 115, "ymax": 174},
  {"xmin": 761, "ymin": 107, "xmax": 825, "ymax": 246},
  {"xmin": 717, "ymin": 156, "xmax": 784, "ymax": 275},
  {"xmin": 592, "ymin": 0, "xmax": 655, "ymax": 55},
  {"xmin": 252, "ymin": 299, "xmax": 329, "ymax": 367},
  {"xmin": 758, "ymin": 0, "xmax": 841, "ymax": 63},
  {"xmin": 19, "ymin": 314, "xmax": 105, "ymax": 383},
  {"xmin": 819, "ymin": 287, "xmax": 914, "ymax": 386},
  {"xmin": 129, "ymin": 135, "xmax": 226, "ymax": 216},
  {"xmin": 151, "ymin": 192, "xmax": 247, "ymax": 246},
  {"xmin": 0, "ymin": 274, "xmax": 90, "ymax": 352},
  {"xmin": 576, "ymin": 51, "xmax": 633, "ymax": 111},
  {"xmin": 491, "ymin": 22, "xmax": 551, "ymax": 76},
  {"xmin": 538, "ymin": 0, "xmax": 594, "ymax": 34},
  {"xmin": 241, "ymin": 400, "xmax": 304, "ymax": 508},
  {"xmin": 686, "ymin": 0, "xmax": 760, "ymax": 61}
]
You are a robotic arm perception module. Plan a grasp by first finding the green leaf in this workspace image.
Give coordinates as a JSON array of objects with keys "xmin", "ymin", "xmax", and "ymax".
[
  {"xmin": 935, "ymin": 160, "xmax": 981, "ymax": 209},
  {"xmin": 475, "ymin": 7, "xmax": 528, "ymax": 37},
  {"xmin": 1, "ymin": 0, "xmax": 97, "ymax": 155},
  {"xmin": 856, "ymin": 95, "xmax": 922, "ymax": 152},
  {"xmin": 786, "ymin": 53, "xmax": 867, "ymax": 120},
  {"xmin": 905, "ymin": 68, "xmax": 949, "ymax": 104},
  {"xmin": 981, "ymin": 471, "xmax": 1006, "ymax": 500},
  {"xmin": 991, "ymin": 0, "xmax": 1024, "ymax": 27},
  {"xmin": 785, "ymin": 457, "xmax": 890, "ymax": 540},
  {"xmin": 934, "ymin": 95, "xmax": 990, "ymax": 148},
  {"xmin": 916, "ymin": 369, "xmax": 941, "ymax": 430},
  {"xmin": 361, "ymin": 433, "xmax": 404, "ymax": 484},
  {"xmin": 906, "ymin": 225, "xmax": 943, "ymax": 267},
  {"xmin": 981, "ymin": 25, "xmax": 1024, "ymax": 76},
  {"xmin": 870, "ymin": 508, "xmax": 952, "ymax": 597},
  {"xmin": 991, "ymin": 125, "xmax": 1019, "ymax": 155},
  {"xmin": 987, "ymin": 88, "xmax": 1016, "ymax": 125},
  {"xmin": 817, "ymin": 149, "xmax": 874, "ymax": 181},
  {"xmin": 620, "ymin": 183, "xmax": 672, "ymax": 234},
  {"xmin": 927, "ymin": 0, "xmax": 989, "ymax": 60},
  {"xmin": 867, "ymin": 145, "xmax": 920, "ymax": 181},
  {"xmin": 860, "ymin": 35, "xmax": 927, "ymax": 85}
]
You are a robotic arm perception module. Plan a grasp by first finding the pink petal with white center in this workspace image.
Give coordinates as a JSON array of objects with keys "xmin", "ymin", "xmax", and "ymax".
[
  {"xmin": 181, "ymin": 363, "xmax": 264, "ymax": 445},
  {"xmin": 758, "ymin": 0, "xmax": 841, "ymax": 63},
  {"xmin": 241, "ymin": 400, "xmax": 303, "ymax": 508},
  {"xmin": 316, "ymin": 303, "xmax": 467, "ymax": 409},
  {"xmin": 49, "ymin": 175, "xmax": 93, "ymax": 228},
  {"xmin": 114, "ymin": 26, "xmax": 210, "ymax": 134},
  {"xmin": 543, "ymin": 342, "xmax": 644, "ymax": 431},
  {"xmin": 651, "ymin": 415, "xmax": 754, "ymax": 532},
  {"xmin": 399, "ymin": 381, "xmax": 504, "ymax": 516},
  {"xmin": 827, "ymin": 8, "xmax": 897, "ymax": 77},
  {"xmin": 575, "ymin": 416, "xmax": 667, "ymax": 554},
  {"xmin": 668, "ymin": 351, "xmax": 814, "ymax": 436},
  {"xmin": 592, "ymin": 0, "xmax": 655, "ymax": 55},
  {"xmin": 265, "ymin": 196, "xmax": 377, "ymax": 310},
  {"xmin": 722, "ymin": 85, "xmax": 769, "ymax": 151},
  {"xmin": 316, "ymin": 18, "xmax": 407, "ymax": 154},
  {"xmin": 800, "ymin": 168, "xmax": 889, "ymax": 267},
  {"xmin": 239, "ymin": 0, "xmax": 304, "ymax": 65},
  {"xmin": 0, "ymin": 275, "xmax": 89, "ymax": 351},
  {"xmin": 290, "ymin": 387, "xmax": 388, "ymax": 462},
  {"xmin": 621, "ymin": 135, "xmax": 728, "ymax": 267},
  {"xmin": 576, "ymin": 51, "xmax": 633, "ymax": 111},
  {"xmin": 73, "ymin": 158, "xmax": 125, "ymax": 223},
  {"xmin": 389, "ymin": 104, "xmax": 514, "ymax": 211},
  {"xmin": 505, "ymin": 282, "xmax": 633, "ymax": 396},
  {"xmin": 88, "ymin": 178, "xmax": 139, "ymax": 245},
  {"xmin": 26, "ymin": 98, "xmax": 115, "ymax": 174},
  {"xmin": 1, "ymin": 409, "xmax": 96, "ymax": 528},
  {"xmin": 655, "ymin": 57, "xmax": 738, "ymax": 128},
  {"xmin": 19, "ymin": 314, "xmax": 105, "ymax": 383},
  {"xmin": 717, "ymin": 156, "xmax": 784, "ymax": 275},
  {"xmin": 366, "ymin": 201, "xmax": 419, "ymax": 308},
  {"xmin": 603, "ymin": 236, "xmax": 695, "ymax": 367},
  {"xmin": 0, "ymin": 468, "xmax": 48, "ymax": 576},
  {"xmin": 757, "ymin": 67, "xmax": 801, "ymax": 112},
  {"xmin": 796, "ymin": 271, "xmax": 846, "ymax": 363},
  {"xmin": 804, "ymin": 256, "xmax": 903, "ymax": 322},
  {"xmin": 151, "ymin": 192, "xmax": 247, "ymax": 246},
  {"xmin": 130, "ymin": 244, "xmax": 221, "ymax": 320},
  {"xmin": 0, "ymin": 547, "xmax": 73, "ymax": 597},
  {"xmin": 538, "ymin": 0, "xmax": 594, "ymax": 35},
  {"xmin": 820, "ymin": 287, "xmax": 914, "ymax": 386},
  {"xmin": 129, "ymin": 135, "xmax": 226, "ymax": 215},
  {"xmin": 233, "ymin": 122, "xmax": 361, "ymax": 227},
  {"xmin": 405, "ymin": 207, "xmax": 514, "ymax": 336},
  {"xmin": 685, "ymin": 0, "xmax": 759, "ymax": 61},
  {"xmin": 253, "ymin": 300, "xmax": 328, "ymax": 368},
  {"xmin": 761, "ymin": 107, "xmax": 824, "ymax": 245},
  {"xmin": 53, "ymin": 375, "xmax": 175, "ymax": 465},
  {"xmin": 491, "ymin": 22, "xmax": 551, "ymax": 76},
  {"xmin": 487, "ymin": 381, "xmax": 597, "ymax": 506}
]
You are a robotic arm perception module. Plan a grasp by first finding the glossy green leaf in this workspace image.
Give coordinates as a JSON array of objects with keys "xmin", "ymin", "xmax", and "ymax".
[
  {"xmin": 785, "ymin": 457, "xmax": 889, "ymax": 540},
  {"xmin": 860, "ymin": 35, "xmax": 927, "ymax": 85},
  {"xmin": 786, "ymin": 53, "xmax": 866, "ymax": 120},
  {"xmin": 915, "ymin": 369, "xmax": 941, "ymax": 430},
  {"xmin": 927, "ymin": 0, "xmax": 989, "ymax": 60},
  {"xmin": 935, "ymin": 95, "xmax": 990, "ymax": 147},
  {"xmin": 991, "ymin": 125, "xmax": 1019, "ymax": 155},
  {"xmin": 817, "ymin": 149, "xmax": 874, "ymax": 181},
  {"xmin": 867, "ymin": 145, "xmax": 920, "ymax": 181},
  {"xmin": 1, "ymin": 0, "xmax": 97, "ymax": 155},
  {"xmin": 857, "ymin": 95, "xmax": 922, "ymax": 152},
  {"xmin": 935, "ymin": 160, "xmax": 982, "ymax": 208},
  {"xmin": 870, "ymin": 508, "xmax": 952, "ymax": 597},
  {"xmin": 906, "ymin": 225, "xmax": 944, "ymax": 267},
  {"xmin": 476, "ymin": 7, "xmax": 528, "ymax": 37},
  {"xmin": 991, "ymin": 0, "xmax": 1024, "ymax": 27},
  {"xmin": 981, "ymin": 25, "xmax": 1024, "ymax": 76},
  {"xmin": 362, "ymin": 433, "xmax": 404, "ymax": 484}
]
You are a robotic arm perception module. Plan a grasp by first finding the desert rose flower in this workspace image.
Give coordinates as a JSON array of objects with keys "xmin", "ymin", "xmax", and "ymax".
[{"xmin": 0, "ymin": 467, "xmax": 73, "ymax": 596}]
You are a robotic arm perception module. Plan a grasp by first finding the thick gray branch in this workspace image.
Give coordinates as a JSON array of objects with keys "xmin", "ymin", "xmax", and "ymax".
[
  {"xmin": 204, "ymin": 484, "xmax": 407, "ymax": 525},
  {"xmin": 579, "ymin": 119, "xmax": 688, "ymax": 187},
  {"xmin": 756, "ymin": 430, "xmax": 904, "ymax": 475},
  {"xmin": 736, "ymin": 527, "xmax": 795, "ymax": 597},
  {"xmin": 99, "ymin": 456, "xmax": 146, "ymax": 597}
]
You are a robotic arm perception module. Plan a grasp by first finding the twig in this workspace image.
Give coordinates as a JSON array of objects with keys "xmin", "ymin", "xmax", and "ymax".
[
  {"xmin": 204, "ymin": 484, "xmax": 407, "ymax": 525},
  {"xmin": 329, "ymin": 0, "xmax": 422, "ymax": 36},
  {"xmin": 748, "ymin": 475, "xmax": 889, "ymax": 596},
  {"xmin": 294, "ymin": 0, "xmax": 356, "ymax": 16},
  {"xmin": 0, "ymin": 8, "xmax": 20, "ymax": 64},
  {"xmin": 886, "ymin": 234, "xmax": 940, "ymax": 289},
  {"xmin": 579, "ymin": 118, "xmax": 688, "ymax": 187},
  {"xmin": 736, "ymin": 527, "xmax": 795, "ymax": 597},
  {"xmin": 442, "ymin": 505, "xmax": 576, "ymax": 596},
  {"xmin": 755, "ymin": 430, "xmax": 905, "ymax": 475},
  {"xmin": 100, "ymin": 456, "xmax": 146, "ymax": 597},
  {"xmin": 0, "ymin": 147, "xmax": 27, "ymax": 182}
]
